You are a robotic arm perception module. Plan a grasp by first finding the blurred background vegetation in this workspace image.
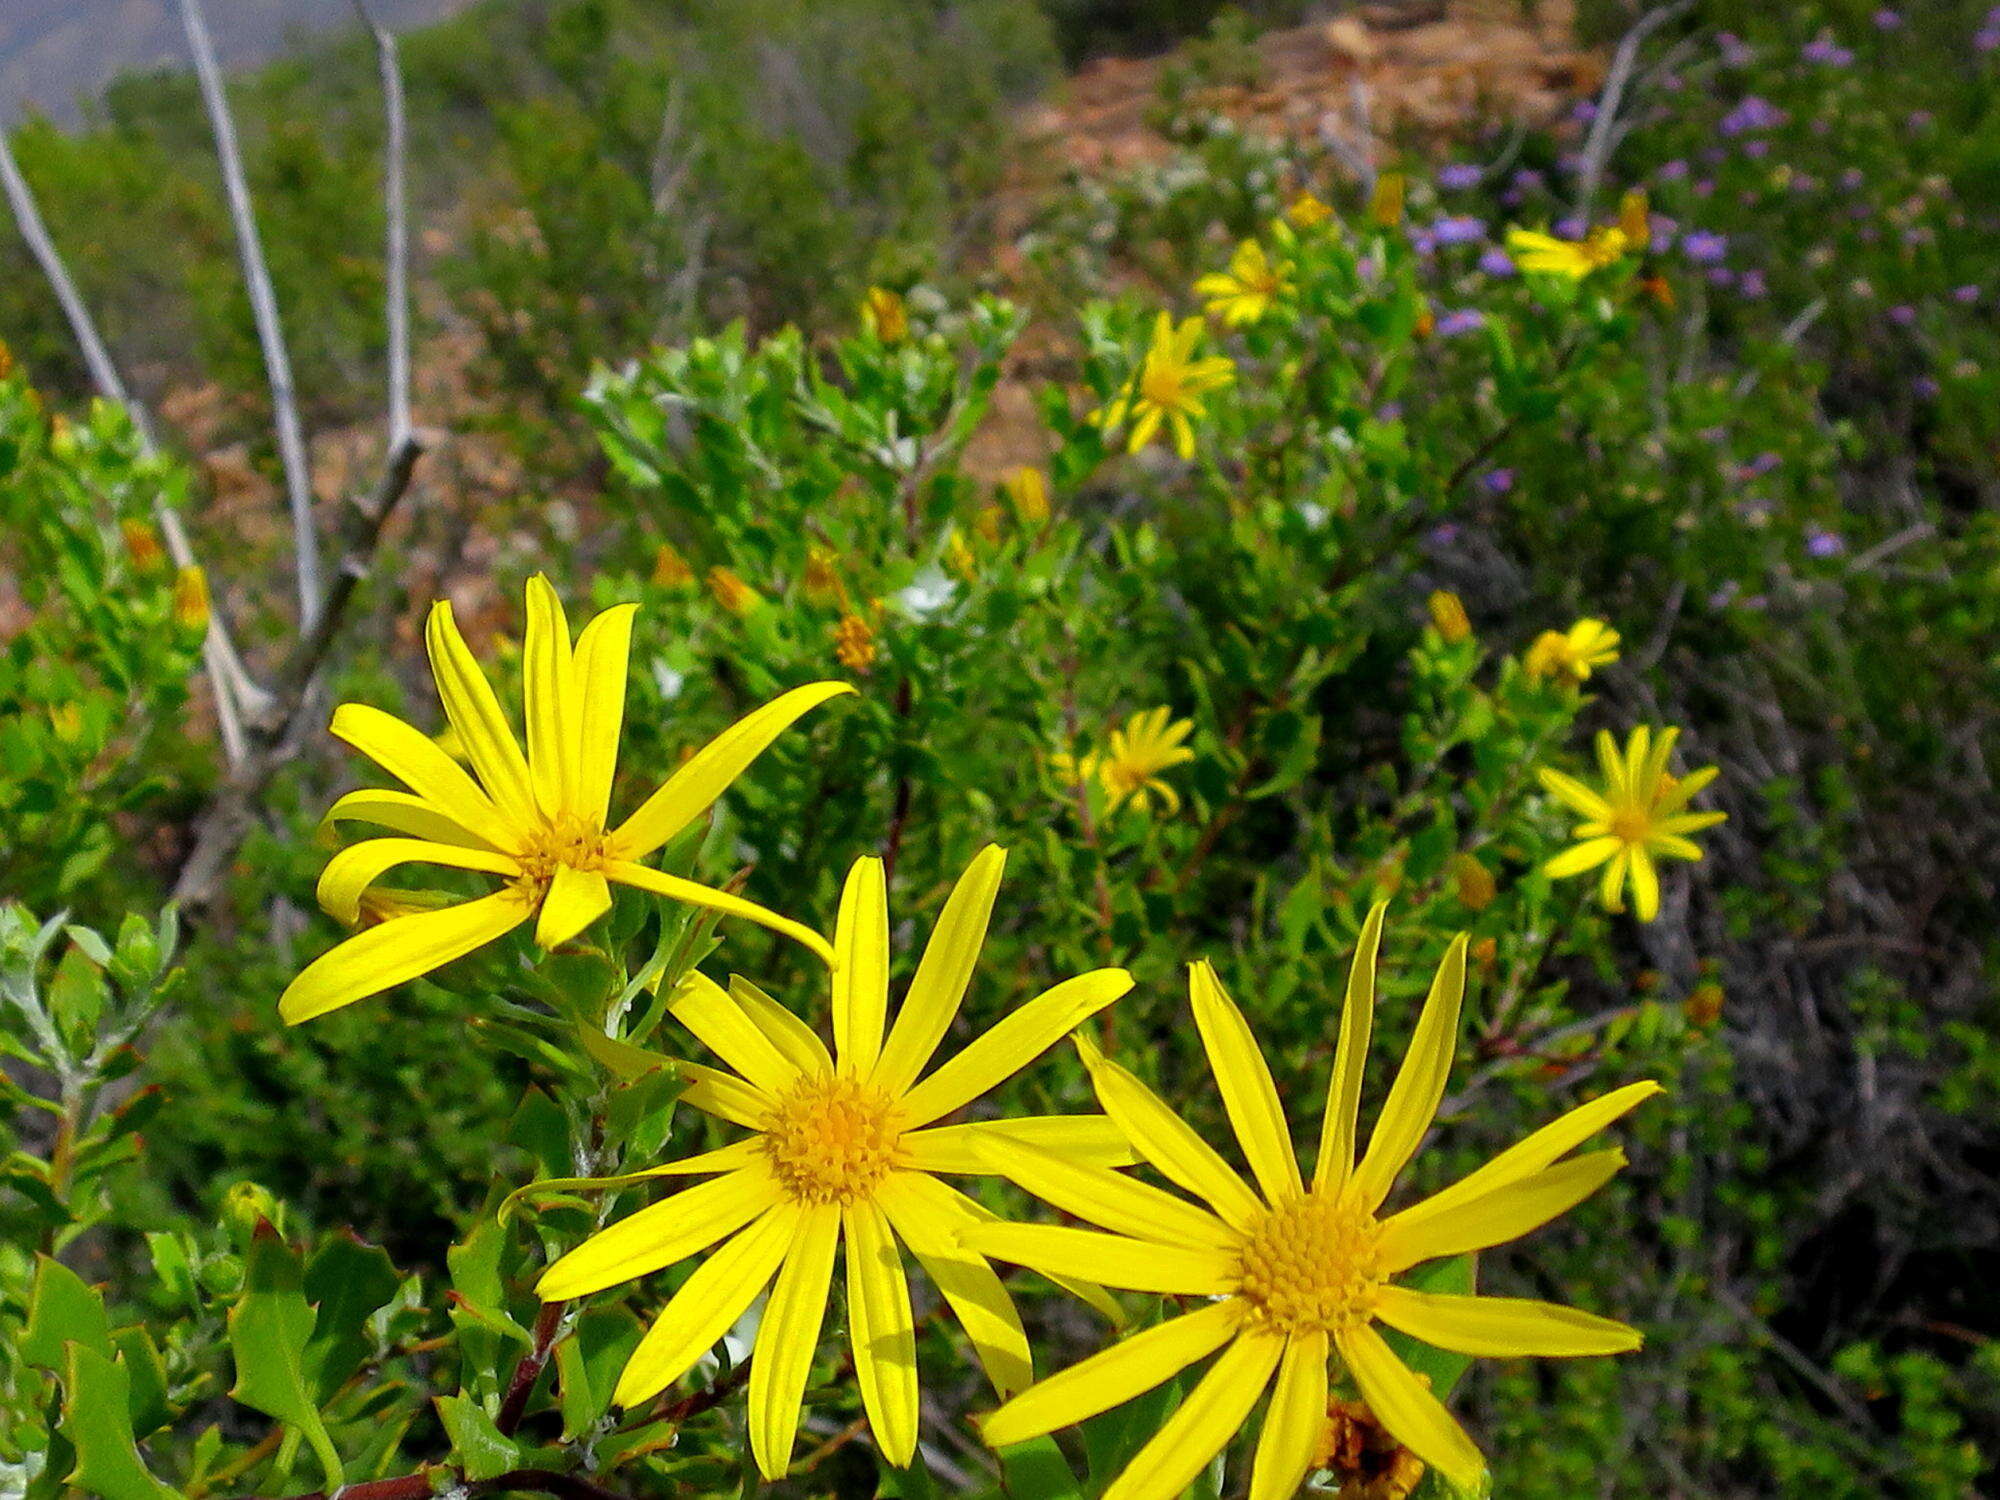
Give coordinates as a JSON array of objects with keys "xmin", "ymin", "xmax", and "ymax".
[{"xmin": 1, "ymin": 1, "xmax": 1997, "ymax": 1496}]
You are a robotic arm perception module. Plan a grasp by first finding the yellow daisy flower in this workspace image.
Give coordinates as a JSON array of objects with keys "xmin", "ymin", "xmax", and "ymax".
[
  {"xmin": 278, "ymin": 575, "xmax": 850, "ymax": 1023},
  {"xmin": 1053, "ymin": 708, "xmax": 1196, "ymax": 816},
  {"xmin": 537, "ymin": 848, "xmax": 1134, "ymax": 1479},
  {"xmin": 1538, "ymin": 726, "xmax": 1727, "ymax": 921},
  {"xmin": 965, "ymin": 906, "xmax": 1657, "ymax": 1500},
  {"xmin": 1504, "ymin": 225, "xmax": 1630, "ymax": 279},
  {"xmin": 1196, "ymin": 239, "xmax": 1292, "ymax": 326},
  {"xmin": 1524, "ymin": 618, "xmax": 1621, "ymax": 684},
  {"xmin": 1095, "ymin": 313, "xmax": 1235, "ymax": 461}
]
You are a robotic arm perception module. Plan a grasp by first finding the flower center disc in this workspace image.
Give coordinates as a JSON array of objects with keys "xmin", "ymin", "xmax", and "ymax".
[
  {"xmin": 513, "ymin": 814, "xmax": 610, "ymax": 891},
  {"xmin": 762, "ymin": 1074, "xmax": 903, "ymax": 1205},
  {"xmin": 1235, "ymin": 1192, "xmax": 1384, "ymax": 1335},
  {"xmin": 1607, "ymin": 805, "xmax": 1654, "ymax": 844}
]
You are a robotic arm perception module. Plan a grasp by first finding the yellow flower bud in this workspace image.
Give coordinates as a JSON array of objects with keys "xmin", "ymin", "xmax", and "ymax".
[
  {"xmin": 1685, "ymin": 981, "xmax": 1725, "ymax": 1028},
  {"xmin": 1002, "ymin": 465, "xmax": 1051, "ymax": 524},
  {"xmin": 1427, "ymin": 589, "xmax": 1471, "ymax": 644},
  {"xmin": 1368, "ymin": 172, "xmax": 1406, "ymax": 228},
  {"xmin": 861, "ymin": 286, "xmax": 909, "ymax": 344},
  {"xmin": 121, "ymin": 518, "xmax": 166, "ymax": 572},
  {"xmin": 172, "ymin": 565, "xmax": 211, "ymax": 633},
  {"xmin": 1619, "ymin": 189, "xmax": 1651, "ymax": 251},
  {"xmin": 1449, "ymin": 852, "xmax": 1497, "ymax": 911},
  {"xmin": 650, "ymin": 541, "xmax": 695, "ymax": 590},
  {"xmin": 1286, "ymin": 192, "xmax": 1333, "ymax": 228},
  {"xmin": 803, "ymin": 544, "xmax": 845, "ymax": 607},
  {"xmin": 946, "ymin": 532, "xmax": 977, "ymax": 582},
  {"xmin": 48, "ymin": 703, "xmax": 85, "ymax": 743},
  {"xmin": 706, "ymin": 565, "xmax": 763, "ymax": 616}
]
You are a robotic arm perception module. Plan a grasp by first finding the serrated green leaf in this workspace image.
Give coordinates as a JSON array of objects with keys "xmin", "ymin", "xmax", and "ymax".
[
  {"xmin": 303, "ymin": 1233, "xmax": 401, "ymax": 1402},
  {"xmin": 110, "ymin": 1327, "xmax": 172, "ymax": 1436},
  {"xmin": 226, "ymin": 1225, "xmax": 343, "ymax": 1490},
  {"xmin": 434, "ymin": 1394, "xmax": 520, "ymax": 1481},
  {"xmin": 24, "ymin": 1255, "xmax": 112, "ymax": 1370},
  {"xmin": 57, "ymin": 1345, "xmax": 177, "ymax": 1500}
]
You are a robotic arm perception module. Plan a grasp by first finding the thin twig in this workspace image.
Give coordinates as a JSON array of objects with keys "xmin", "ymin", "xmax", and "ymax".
[
  {"xmin": 270, "ymin": 1468, "xmax": 629, "ymax": 1500},
  {"xmin": 1573, "ymin": 0, "xmax": 1696, "ymax": 218},
  {"xmin": 0, "ymin": 122, "xmax": 266, "ymax": 762},
  {"xmin": 497, "ymin": 1301, "xmax": 566, "ymax": 1436},
  {"xmin": 178, "ymin": 0, "xmax": 323, "ymax": 623},
  {"xmin": 352, "ymin": 0, "xmax": 413, "ymax": 449}
]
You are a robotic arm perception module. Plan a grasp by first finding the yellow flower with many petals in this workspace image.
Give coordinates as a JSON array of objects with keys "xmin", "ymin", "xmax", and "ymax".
[
  {"xmin": 1095, "ymin": 313, "xmax": 1234, "ymax": 461},
  {"xmin": 1539, "ymin": 726, "xmax": 1726, "ymax": 921},
  {"xmin": 278, "ymin": 576, "xmax": 849, "ymax": 1023},
  {"xmin": 1053, "ymin": 708, "xmax": 1196, "ymax": 816},
  {"xmin": 1505, "ymin": 225, "xmax": 1630, "ymax": 279},
  {"xmin": 1196, "ymin": 239, "xmax": 1292, "ymax": 326},
  {"xmin": 965, "ymin": 907, "xmax": 1657, "ymax": 1500},
  {"xmin": 537, "ymin": 848, "xmax": 1134, "ymax": 1479},
  {"xmin": 1525, "ymin": 618, "xmax": 1621, "ymax": 684}
]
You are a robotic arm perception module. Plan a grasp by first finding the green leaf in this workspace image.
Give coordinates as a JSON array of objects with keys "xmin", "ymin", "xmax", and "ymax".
[
  {"xmin": 226, "ymin": 1223, "xmax": 344, "ymax": 1491},
  {"xmin": 434, "ymin": 1394, "xmax": 521, "ymax": 1482},
  {"xmin": 23, "ymin": 1255, "xmax": 112, "ymax": 1370},
  {"xmin": 303, "ymin": 1233, "xmax": 401, "ymax": 1402},
  {"xmin": 110, "ymin": 1327, "xmax": 172, "ymax": 1436},
  {"xmin": 555, "ymin": 1304, "xmax": 644, "ymax": 1441},
  {"xmin": 995, "ymin": 1436, "xmax": 1083, "ymax": 1499},
  {"xmin": 57, "ymin": 1345, "xmax": 177, "ymax": 1500}
]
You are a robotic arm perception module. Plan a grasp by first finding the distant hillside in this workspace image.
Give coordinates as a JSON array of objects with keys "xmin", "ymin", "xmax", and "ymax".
[{"xmin": 0, "ymin": 0, "xmax": 483, "ymax": 125}]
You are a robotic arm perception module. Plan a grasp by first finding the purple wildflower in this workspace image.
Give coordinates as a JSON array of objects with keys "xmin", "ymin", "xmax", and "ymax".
[
  {"xmin": 1554, "ymin": 214, "xmax": 1586, "ymax": 239},
  {"xmin": 1478, "ymin": 247, "xmax": 1516, "ymax": 277},
  {"xmin": 1706, "ymin": 268, "xmax": 1736, "ymax": 288},
  {"xmin": 1802, "ymin": 37, "xmax": 1855, "ymax": 65},
  {"xmin": 1739, "ymin": 270, "xmax": 1768, "ymax": 298},
  {"xmin": 1431, "ymin": 215, "xmax": 1488, "ymax": 245},
  {"xmin": 1977, "ymin": 27, "xmax": 2000, "ymax": 51},
  {"xmin": 1744, "ymin": 140, "xmax": 1771, "ymax": 159},
  {"xmin": 1438, "ymin": 163, "xmax": 1483, "ymax": 190},
  {"xmin": 1720, "ymin": 96, "xmax": 1786, "ymax": 136},
  {"xmin": 1682, "ymin": 230, "xmax": 1728, "ymax": 264},
  {"xmin": 1659, "ymin": 159, "xmax": 1690, "ymax": 181},
  {"xmin": 1889, "ymin": 304, "xmax": 1918, "ymax": 326},
  {"xmin": 1717, "ymin": 32, "xmax": 1753, "ymax": 66},
  {"xmin": 1571, "ymin": 99, "xmax": 1599, "ymax": 123},
  {"xmin": 1805, "ymin": 527, "xmax": 1845, "ymax": 558},
  {"xmin": 1874, "ymin": 8, "xmax": 1901, "ymax": 27},
  {"xmin": 1436, "ymin": 309, "xmax": 1486, "ymax": 337},
  {"xmin": 1953, "ymin": 284, "xmax": 1980, "ymax": 304},
  {"xmin": 1648, "ymin": 214, "xmax": 1679, "ymax": 251},
  {"xmin": 1427, "ymin": 523, "xmax": 1462, "ymax": 546},
  {"xmin": 1480, "ymin": 468, "xmax": 1515, "ymax": 495},
  {"xmin": 1739, "ymin": 452, "xmax": 1781, "ymax": 479},
  {"xmin": 1913, "ymin": 374, "xmax": 1941, "ymax": 398}
]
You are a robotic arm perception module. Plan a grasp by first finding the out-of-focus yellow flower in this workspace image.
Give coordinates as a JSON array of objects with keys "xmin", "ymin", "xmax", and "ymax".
[
  {"xmin": 1286, "ymin": 192, "xmax": 1333, "ymax": 228},
  {"xmin": 1002, "ymin": 466, "xmax": 1051, "ymax": 524},
  {"xmin": 945, "ymin": 532, "xmax": 978, "ymax": 582},
  {"xmin": 1368, "ymin": 171, "xmax": 1406, "ymax": 227},
  {"xmin": 1055, "ymin": 707, "xmax": 1196, "ymax": 817},
  {"xmin": 1540, "ymin": 726, "xmax": 1727, "ymax": 922},
  {"xmin": 1449, "ymin": 851, "xmax": 1496, "ymax": 911},
  {"xmin": 48, "ymin": 703, "xmax": 85, "ymax": 743},
  {"xmin": 650, "ymin": 542, "xmax": 695, "ymax": 590},
  {"xmin": 278, "ymin": 575, "xmax": 851, "ymax": 1023},
  {"xmin": 1426, "ymin": 590, "xmax": 1471, "ymax": 644},
  {"xmin": 1526, "ymin": 618, "xmax": 1621, "ymax": 683},
  {"xmin": 121, "ymin": 518, "xmax": 166, "ymax": 572},
  {"xmin": 0, "ymin": 337, "xmax": 13, "ymax": 379},
  {"xmin": 833, "ymin": 611, "xmax": 877, "ymax": 673},
  {"xmin": 1684, "ymin": 981, "xmax": 1725, "ymax": 1028},
  {"xmin": 802, "ymin": 544, "xmax": 845, "ymax": 608},
  {"xmin": 172, "ymin": 565, "xmax": 211, "ymax": 632},
  {"xmin": 1094, "ymin": 313, "xmax": 1234, "ymax": 461},
  {"xmin": 707, "ymin": 565, "xmax": 764, "ymax": 616},
  {"xmin": 1506, "ymin": 225, "xmax": 1630, "ymax": 278},
  {"xmin": 1618, "ymin": 190, "xmax": 1651, "ymax": 251},
  {"xmin": 1195, "ymin": 239, "xmax": 1292, "ymax": 326},
  {"xmin": 965, "ymin": 910, "xmax": 1656, "ymax": 1499},
  {"xmin": 536, "ymin": 849, "xmax": 1133, "ymax": 1479},
  {"xmin": 862, "ymin": 286, "xmax": 909, "ymax": 343}
]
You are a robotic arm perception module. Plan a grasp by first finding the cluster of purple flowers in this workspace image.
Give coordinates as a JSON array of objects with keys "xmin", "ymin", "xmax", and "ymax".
[
  {"xmin": 1682, "ymin": 230, "xmax": 1728, "ymax": 265},
  {"xmin": 1437, "ymin": 163, "xmax": 1483, "ymax": 191},
  {"xmin": 1979, "ymin": 9, "xmax": 2000, "ymax": 51},
  {"xmin": 1801, "ymin": 36, "xmax": 1855, "ymax": 67},
  {"xmin": 1720, "ymin": 96, "xmax": 1787, "ymax": 137},
  {"xmin": 1434, "ymin": 309, "xmax": 1485, "ymax": 338}
]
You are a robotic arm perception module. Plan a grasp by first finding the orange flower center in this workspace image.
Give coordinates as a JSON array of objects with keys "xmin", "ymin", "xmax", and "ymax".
[
  {"xmin": 762, "ymin": 1073, "xmax": 904, "ymax": 1205},
  {"xmin": 1235, "ymin": 1191, "xmax": 1385, "ymax": 1335},
  {"xmin": 512, "ymin": 813, "xmax": 610, "ymax": 896}
]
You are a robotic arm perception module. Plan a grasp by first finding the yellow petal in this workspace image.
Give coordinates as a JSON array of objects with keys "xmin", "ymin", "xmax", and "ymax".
[
  {"xmin": 960, "ymin": 1223, "xmax": 1236, "ymax": 1295},
  {"xmin": 425, "ymin": 600, "xmax": 537, "ymax": 827},
  {"xmin": 1546, "ymin": 837, "xmax": 1622, "ymax": 879},
  {"xmin": 1249, "ymin": 1331, "xmax": 1327, "ymax": 1500},
  {"xmin": 315, "ymin": 837, "xmax": 519, "ymax": 925},
  {"xmin": 844, "ymin": 1201, "xmax": 919, "ymax": 1467},
  {"xmin": 748, "ymin": 1204, "xmax": 840, "ymax": 1480},
  {"xmin": 1649, "ymin": 833, "xmax": 1706, "ymax": 861},
  {"xmin": 1535, "ymin": 767, "xmax": 1612, "ymax": 821},
  {"xmin": 537, "ymin": 1165, "xmax": 780, "ymax": 1299},
  {"xmin": 614, "ymin": 1205, "xmax": 796, "ymax": 1407},
  {"xmin": 832, "ymin": 856, "xmax": 889, "ymax": 1072},
  {"xmin": 667, "ymin": 971, "xmax": 800, "ymax": 1096},
  {"xmin": 609, "ymin": 861, "xmax": 835, "ymax": 967},
  {"xmin": 1353, "ymin": 935, "xmax": 1469, "ymax": 1213},
  {"xmin": 730, "ymin": 975, "xmax": 833, "ymax": 1076},
  {"xmin": 524, "ymin": 574, "xmax": 579, "ymax": 819},
  {"xmin": 1073, "ymin": 1033, "xmax": 1262, "ymax": 1229},
  {"xmin": 1336, "ymin": 1322, "xmax": 1486, "ymax": 1496},
  {"xmin": 676, "ymin": 1061, "xmax": 775, "ymax": 1129},
  {"xmin": 971, "ymin": 1134, "xmax": 1231, "ymax": 1250},
  {"xmin": 1628, "ymin": 846, "xmax": 1661, "ymax": 921},
  {"xmin": 607, "ymin": 682, "xmax": 854, "ymax": 860},
  {"xmin": 875, "ymin": 1171, "xmax": 1031, "ymax": 1399},
  {"xmin": 900, "ymin": 1116, "xmax": 1138, "ymax": 1175},
  {"xmin": 978, "ymin": 1300, "xmax": 1244, "ymax": 1449},
  {"xmin": 536, "ymin": 863, "xmax": 612, "ymax": 949},
  {"xmin": 1384, "ymin": 1082, "xmax": 1659, "ymax": 1241},
  {"xmin": 1099, "ymin": 1329, "xmax": 1284, "ymax": 1500},
  {"xmin": 898, "ymin": 968, "xmax": 1132, "ymax": 1128},
  {"xmin": 570, "ymin": 602, "xmax": 638, "ymax": 827},
  {"xmin": 279, "ymin": 890, "xmax": 530, "ymax": 1024},
  {"xmin": 1374, "ymin": 1287, "xmax": 1642, "ymax": 1358},
  {"xmin": 320, "ymin": 787, "xmax": 503, "ymax": 850},
  {"xmin": 1314, "ymin": 901, "xmax": 1386, "ymax": 1194},
  {"xmin": 1188, "ymin": 960, "xmax": 1302, "ymax": 1204},
  {"xmin": 1598, "ymin": 846, "xmax": 1631, "ymax": 911},
  {"xmin": 872, "ymin": 845, "xmax": 1006, "ymax": 1096},
  {"xmin": 1128, "ymin": 406, "xmax": 1163, "ymax": 452},
  {"xmin": 330, "ymin": 703, "xmax": 515, "ymax": 851},
  {"xmin": 1379, "ymin": 1150, "xmax": 1626, "ymax": 1273}
]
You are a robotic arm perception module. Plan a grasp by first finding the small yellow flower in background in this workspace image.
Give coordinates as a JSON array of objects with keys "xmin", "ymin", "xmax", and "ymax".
[
  {"xmin": 862, "ymin": 286, "xmax": 910, "ymax": 344},
  {"xmin": 1002, "ymin": 465, "xmax": 1052, "ymax": 525},
  {"xmin": 946, "ymin": 531, "xmax": 978, "ymax": 582},
  {"xmin": 537, "ymin": 848, "xmax": 1134, "ymax": 1479},
  {"xmin": 1448, "ymin": 852, "xmax": 1496, "ymax": 911},
  {"xmin": 706, "ymin": 565, "xmax": 764, "ymax": 616},
  {"xmin": 1505, "ymin": 225, "xmax": 1630, "ymax": 279},
  {"xmin": 964, "ymin": 906, "xmax": 1656, "ymax": 1500},
  {"xmin": 833, "ymin": 611, "xmax": 877, "ymax": 673},
  {"xmin": 278, "ymin": 575, "xmax": 851, "ymax": 1023},
  {"xmin": 1286, "ymin": 191, "xmax": 1333, "ymax": 228},
  {"xmin": 1426, "ymin": 590, "xmax": 1472, "ymax": 644},
  {"xmin": 1525, "ymin": 618, "xmax": 1621, "ymax": 684},
  {"xmin": 1094, "ymin": 313, "xmax": 1235, "ymax": 461},
  {"xmin": 48, "ymin": 703, "xmax": 85, "ymax": 743},
  {"xmin": 1056, "ymin": 708, "xmax": 1196, "ymax": 816},
  {"xmin": 1618, "ymin": 190, "xmax": 1651, "ymax": 252},
  {"xmin": 976, "ymin": 504, "xmax": 1006, "ymax": 544},
  {"xmin": 1196, "ymin": 239, "xmax": 1292, "ymax": 326},
  {"xmin": 1684, "ymin": 981, "xmax": 1725, "ymax": 1028},
  {"xmin": 172, "ymin": 565, "xmax": 211, "ymax": 633},
  {"xmin": 121, "ymin": 518, "xmax": 165, "ymax": 572},
  {"xmin": 650, "ymin": 542, "xmax": 695, "ymax": 590},
  {"xmin": 1368, "ymin": 171, "xmax": 1406, "ymax": 227},
  {"xmin": 802, "ymin": 544, "xmax": 845, "ymax": 608},
  {"xmin": 1539, "ymin": 725, "xmax": 1727, "ymax": 922}
]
